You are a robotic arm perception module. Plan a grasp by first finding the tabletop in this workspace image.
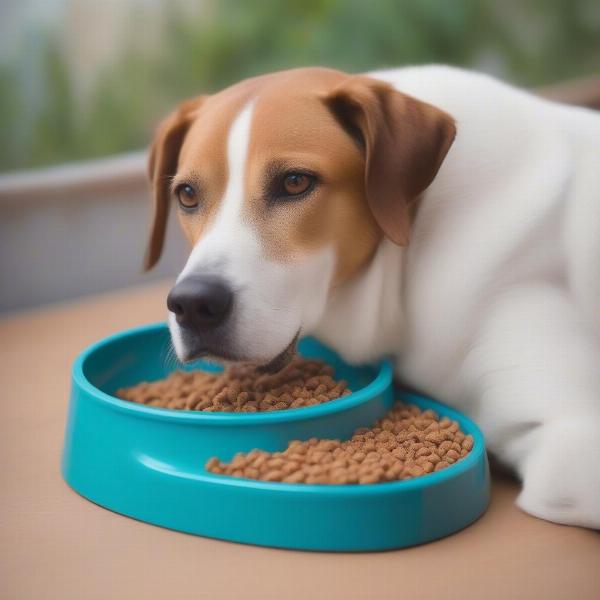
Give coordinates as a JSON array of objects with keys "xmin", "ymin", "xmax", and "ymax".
[{"xmin": 1, "ymin": 281, "xmax": 599, "ymax": 600}]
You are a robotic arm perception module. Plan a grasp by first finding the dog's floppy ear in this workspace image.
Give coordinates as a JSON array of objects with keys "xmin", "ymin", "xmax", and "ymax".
[
  {"xmin": 144, "ymin": 97, "xmax": 205, "ymax": 271},
  {"xmin": 323, "ymin": 76, "xmax": 456, "ymax": 245}
]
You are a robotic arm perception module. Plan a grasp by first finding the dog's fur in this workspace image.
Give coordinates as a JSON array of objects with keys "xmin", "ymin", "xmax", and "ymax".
[{"xmin": 146, "ymin": 66, "xmax": 600, "ymax": 528}]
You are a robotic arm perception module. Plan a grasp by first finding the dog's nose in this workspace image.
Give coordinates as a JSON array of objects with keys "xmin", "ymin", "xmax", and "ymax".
[{"xmin": 167, "ymin": 276, "xmax": 233, "ymax": 330}]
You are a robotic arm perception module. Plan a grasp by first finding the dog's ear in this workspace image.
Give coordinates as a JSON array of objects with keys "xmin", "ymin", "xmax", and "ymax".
[
  {"xmin": 323, "ymin": 76, "xmax": 455, "ymax": 245},
  {"xmin": 144, "ymin": 97, "xmax": 205, "ymax": 271}
]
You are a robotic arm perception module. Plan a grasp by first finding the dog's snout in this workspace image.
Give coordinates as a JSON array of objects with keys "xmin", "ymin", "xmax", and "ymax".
[{"xmin": 167, "ymin": 276, "xmax": 233, "ymax": 330}]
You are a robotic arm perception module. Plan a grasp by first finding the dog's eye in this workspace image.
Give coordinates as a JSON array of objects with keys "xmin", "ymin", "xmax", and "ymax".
[
  {"xmin": 175, "ymin": 184, "xmax": 199, "ymax": 211},
  {"xmin": 281, "ymin": 172, "xmax": 315, "ymax": 197}
]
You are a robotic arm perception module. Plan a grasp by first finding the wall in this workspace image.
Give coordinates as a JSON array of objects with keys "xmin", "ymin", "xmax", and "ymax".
[{"xmin": 0, "ymin": 152, "xmax": 187, "ymax": 313}]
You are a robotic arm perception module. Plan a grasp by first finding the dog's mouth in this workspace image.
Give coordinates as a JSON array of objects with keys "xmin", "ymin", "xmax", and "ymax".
[
  {"xmin": 175, "ymin": 327, "xmax": 299, "ymax": 373},
  {"xmin": 256, "ymin": 331, "xmax": 299, "ymax": 374}
]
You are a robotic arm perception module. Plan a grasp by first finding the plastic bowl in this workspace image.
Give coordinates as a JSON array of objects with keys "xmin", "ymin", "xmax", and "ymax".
[{"xmin": 62, "ymin": 323, "xmax": 490, "ymax": 551}]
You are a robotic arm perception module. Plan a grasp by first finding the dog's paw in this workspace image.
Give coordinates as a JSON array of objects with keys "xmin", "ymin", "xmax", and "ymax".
[{"xmin": 516, "ymin": 417, "xmax": 600, "ymax": 529}]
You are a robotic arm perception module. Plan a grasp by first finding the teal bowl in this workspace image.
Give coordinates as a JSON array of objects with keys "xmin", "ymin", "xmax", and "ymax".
[{"xmin": 62, "ymin": 323, "xmax": 490, "ymax": 551}]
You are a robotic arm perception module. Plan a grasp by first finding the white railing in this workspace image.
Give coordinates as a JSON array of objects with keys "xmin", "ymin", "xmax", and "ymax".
[
  {"xmin": 0, "ymin": 150, "xmax": 184, "ymax": 313},
  {"xmin": 0, "ymin": 151, "xmax": 148, "ymax": 204}
]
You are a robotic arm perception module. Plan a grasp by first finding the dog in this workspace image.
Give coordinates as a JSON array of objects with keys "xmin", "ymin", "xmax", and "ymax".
[{"xmin": 144, "ymin": 66, "xmax": 600, "ymax": 529}]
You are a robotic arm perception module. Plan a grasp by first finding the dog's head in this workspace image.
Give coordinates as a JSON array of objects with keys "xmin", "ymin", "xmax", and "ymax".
[{"xmin": 145, "ymin": 68, "xmax": 455, "ymax": 366}]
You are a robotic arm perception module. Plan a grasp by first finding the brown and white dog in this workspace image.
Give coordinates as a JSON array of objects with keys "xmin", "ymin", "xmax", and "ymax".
[{"xmin": 145, "ymin": 66, "xmax": 600, "ymax": 529}]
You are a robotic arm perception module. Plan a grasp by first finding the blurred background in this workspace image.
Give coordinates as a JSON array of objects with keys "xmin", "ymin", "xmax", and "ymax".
[{"xmin": 1, "ymin": 0, "xmax": 599, "ymax": 313}]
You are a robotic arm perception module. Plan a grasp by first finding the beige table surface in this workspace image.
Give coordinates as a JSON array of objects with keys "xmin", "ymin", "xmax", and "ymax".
[{"xmin": 1, "ymin": 281, "xmax": 599, "ymax": 600}]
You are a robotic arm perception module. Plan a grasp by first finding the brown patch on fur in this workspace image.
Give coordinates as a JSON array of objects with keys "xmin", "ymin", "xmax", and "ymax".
[{"xmin": 244, "ymin": 68, "xmax": 382, "ymax": 285}]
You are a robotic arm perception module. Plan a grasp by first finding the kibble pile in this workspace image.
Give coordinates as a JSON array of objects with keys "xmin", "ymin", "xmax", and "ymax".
[
  {"xmin": 206, "ymin": 403, "xmax": 473, "ymax": 484},
  {"xmin": 116, "ymin": 357, "xmax": 351, "ymax": 412}
]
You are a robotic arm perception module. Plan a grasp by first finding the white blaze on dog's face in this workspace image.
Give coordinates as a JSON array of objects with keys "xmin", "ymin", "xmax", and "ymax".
[{"xmin": 144, "ymin": 68, "xmax": 455, "ymax": 365}]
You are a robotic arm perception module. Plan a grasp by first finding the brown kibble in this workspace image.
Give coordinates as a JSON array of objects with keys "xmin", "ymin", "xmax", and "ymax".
[
  {"xmin": 392, "ymin": 447, "xmax": 407, "ymax": 460},
  {"xmin": 117, "ymin": 356, "xmax": 352, "ymax": 414},
  {"xmin": 314, "ymin": 384, "xmax": 328, "ymax": 395},
  {"xmin": 304, "ymin": 376, "xmax": 321, "ymax": 390},
  {"xmin": 439, "ymin": 440, "xmax": 453, "ymax": 454},
  {"xmin": 287, "ymin": 451, "xmax": 307, "ymax": 462},
  {"xmin": 237, "ymin": 391, "xmax": 250, "ymax": 404},
  {"xmin": 252, "ymin": 454, "xmax": 268, "ymax": 469},
  {"xmin": 205, "ymin": 457, "xmax": 220, "ymax": 471},
  {"xmin": 362, "ymin": 440, "xmax": 377, "ymax": 452},
  {"xmin": 421, "ymin": 461, "xmax": 435, "ymax": 473},
  {"xmin": 446, "ymin": 449, "xmax": 460, "ymax": 461},
  {"xmin": 316, "ymin": 440, "xmax": 338, "ymax": 452},
  {"xmin": 205, "ymin": 402, "xmax": 473, "ymax": 485},
  {"xmin": 230, "ymin": 454, "xmax": 248, "ymax": 470},
  {"xmin": 425, "ymin": 430, "xmax": 446, "ymax": 444},
  {"xmin": 282, "ymin": 471, "xmax": 306, "ymax": 483},
  {"xmin": 365, "ymin": 451, "xmax": 381, "ymax": 461},
  {"xmin": 267, "ymin": 457, "xmax": 286, "ymax": 469},
  {"xmin": 308, "ymin": 451, "xmax": 326, "ymax": 464},
  {"xmin": 245, "ymin": 467, "xmax": 260, "ymax": 479},
  {"xmin": 358, "ymin": 472, "xmax": 380, "ymax": 484},
  {"xmin": 386, "ymin": 463, "xmax": 404, "ymax": 479},
  {"xmin": 262, "ymin": 393, "xmax": 277, "ymax": 406},
  {"xmin": 281, "ymin": 461, "xmax": 300, "ymax": 475},
  {"xmin": 408, "ymin": 465, "xmax": 424, "ymax": 477}
]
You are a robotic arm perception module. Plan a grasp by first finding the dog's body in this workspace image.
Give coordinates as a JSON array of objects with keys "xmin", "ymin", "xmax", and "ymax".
[
  {"xmin": 146, "ymin": 65, "xmax": 600, "ymax": 528},
  {"xmin": 317, "ymin": 66, "xmax": 600, "ymax": 528}
]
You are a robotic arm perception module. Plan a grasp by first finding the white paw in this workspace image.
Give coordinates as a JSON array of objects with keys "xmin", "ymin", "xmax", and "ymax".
[{"xmin": 516, "ymin": 417, "xmax": 600, "ymax": 529}]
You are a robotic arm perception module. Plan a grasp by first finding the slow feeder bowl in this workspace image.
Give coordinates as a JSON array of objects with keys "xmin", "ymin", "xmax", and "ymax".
[{"xmin": 62, "ymin": 323, "xmax": 490, "ymax": 551}]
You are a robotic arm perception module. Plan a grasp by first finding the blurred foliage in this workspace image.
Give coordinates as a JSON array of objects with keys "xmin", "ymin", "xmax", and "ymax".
[{"xmin": 1, "ymin": 0, "xmax": 599, "ymax": 172}]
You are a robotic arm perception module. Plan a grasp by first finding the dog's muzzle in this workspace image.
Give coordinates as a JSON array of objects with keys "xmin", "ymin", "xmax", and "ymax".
[
  {"xmin": 167, "ymin": 275, "xmax": 237, "ymax": 362},
  {"xmin": 167, "ymin": 275, "xmax": 299, "ymax": 370}
]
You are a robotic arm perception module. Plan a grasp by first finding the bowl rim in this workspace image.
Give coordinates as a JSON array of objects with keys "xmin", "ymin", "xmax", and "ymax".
[{"xmin": 73, "ymin": 322, "xmax": 394, "ymax": 426}]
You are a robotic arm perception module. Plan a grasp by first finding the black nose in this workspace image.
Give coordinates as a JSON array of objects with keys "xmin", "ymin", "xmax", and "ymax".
[{"xmin": 167, "ymin": 276, "xmax": 233, "ymax": 330}]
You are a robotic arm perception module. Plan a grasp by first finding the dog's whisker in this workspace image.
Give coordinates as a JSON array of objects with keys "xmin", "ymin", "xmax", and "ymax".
[{"xmin": 160, "ymin": 339, "xmax": 181, "ymax": 374}]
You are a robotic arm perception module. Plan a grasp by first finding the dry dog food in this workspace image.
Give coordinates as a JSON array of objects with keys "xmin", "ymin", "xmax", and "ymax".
[
  {"xmin": 206, "ymin": 403, "xmax": 474, "ymax": 484},
  {"xmin": 116, "ymin": 357, "xmax": 351, "ymax": 412}
]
